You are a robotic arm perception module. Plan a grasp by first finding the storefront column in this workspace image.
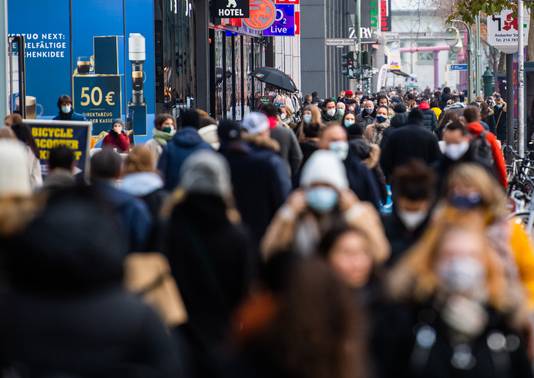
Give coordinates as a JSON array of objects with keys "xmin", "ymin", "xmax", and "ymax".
[
  {"xmin": 195, "ymin": 0, "xmax": 210, "ymax": 112},
  {"xmin": 0, "ymin": 0, "xmax": 8, "ymax": 118}
]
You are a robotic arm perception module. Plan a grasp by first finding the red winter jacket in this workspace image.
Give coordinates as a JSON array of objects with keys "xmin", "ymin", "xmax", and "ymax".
[
  {"xmin": 103, "ymin": 131, "xmax": 131, "ymax": 153},
  {"xmin": 467, "ymin": 121, "xmax": 508, "ymax": 188}
]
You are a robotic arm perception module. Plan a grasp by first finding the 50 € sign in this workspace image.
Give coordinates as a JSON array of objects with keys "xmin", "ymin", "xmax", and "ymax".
[
  {"xmin": 73, "ymin": 75, "xmax": 122, "ymax": 135},
  {"xmin": 80, "ymin": 86, "xmax": 116, "ymax": 107}
]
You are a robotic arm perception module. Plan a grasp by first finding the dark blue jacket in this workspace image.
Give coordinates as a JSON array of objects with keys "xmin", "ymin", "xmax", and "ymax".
[
  {"xmin": 53, "ymin": 111, "xmax": 87, "ymax": 121},
  {"xmin": 344, "ymin": 152, "xmax": 382, "ymax": 209},
  {"xmin": 220, "ymin": 140, "xmax": 291, "ymax": 245},
  {"xmin": 93, "ymin": 181, "xmax": 152, "ymax": 252},
  {"xmin": 158, "ymin": 127, "xmax": 212, "ymax": 191}
]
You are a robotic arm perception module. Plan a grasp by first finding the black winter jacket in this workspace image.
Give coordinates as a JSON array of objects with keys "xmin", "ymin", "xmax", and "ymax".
[{"xmin": 0, "ymin": 189, "xmax": 182, "ymax": 377}]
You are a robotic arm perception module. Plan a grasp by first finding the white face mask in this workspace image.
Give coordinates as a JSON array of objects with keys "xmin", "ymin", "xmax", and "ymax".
[
  {"xmin": 280, "ymin": 113, "xmax": 287, "ymax": 120},
  {"xmin": 438, "ymin": 256, "xmax": 486, "ymax": 296},
  {"xmin": 444, "ymin": 141, "xmax": 469, "ymax": 160},
  {"xmin": 329, "ymin": 141, "xmax": 349, "ymax": 161},
  {"xmin": 303, "ymin": 114, "xmax": 312, "ymax": 124},
  {"xmin": 61, "ymin": 104, "xmax": 72, "ymax": 114},
  {"xmin": 344, "ymin": 119, "xmax": 355, "ymax": 128},
  {"xmin": 327, "ymin": 108, "xmax": 336, "ymax": 117},
  {"xmin": 397, "ymin": 210, "xmax": 427, "ymax": 230}
]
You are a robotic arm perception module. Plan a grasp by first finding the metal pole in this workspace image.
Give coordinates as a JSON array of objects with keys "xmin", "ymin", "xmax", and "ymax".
[
  {"xmin": 433, "ymin": 51, "xmax": 439, "ymax": 89},
  {"xmin": 518, "ymin": 0, "xmax": 525, "ymax": 157},
  {"xmin": 0, "ymin": 0, "xmax": 8, "ymax": 119},
  {"xmin": 475, "ymin": 13, "xmax": 482, "ymax": 98},
  {"xmin": 355, "ymin": 0, "xmax": 361, "ymax": 90},
  {"xmin": 467, "ymin": 29, "xmax": 472, "ymax": 102},
  {"xmin": 506, "ymin": 54, "xmax": 514, "ymax": 150}
]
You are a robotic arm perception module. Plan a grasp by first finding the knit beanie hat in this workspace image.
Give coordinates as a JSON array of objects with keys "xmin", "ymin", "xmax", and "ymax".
[
  {"xmin": 241, "ymin": 112, "xmax": 269, "ymax": 135},
  {"xmin": 0, "ymin": 139, "xmax": 32, "ymax": 196},
  {"xmin": 300, "ymin": 150, "xmax": 348, "ymax": 190},
  {"xmin": 180, "ymin": 150, "xmax": 232, "ymax": 198}
]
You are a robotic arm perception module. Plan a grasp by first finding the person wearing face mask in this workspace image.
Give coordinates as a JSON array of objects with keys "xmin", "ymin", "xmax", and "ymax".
[
  {"xmin": 374, "ymin": 213, "xmax": 532, "ymax": 378},
  {"xmin": 318, "ymin": 124, "xmax": 382, "ymax": 209},
  {"xmin": 342, "ymin": 112, "xmax": 361, "ymax": 140},
  {"xmin": 364, "ymin": 105, "xmax": 390, "ymax": 145},
  {"xmin": 145, "ymin": 113, "xmax": 176, "ymax": 160},
  {"xmin": 382, "ymin": 161, "xmax": 436, "ymax": 267},
  {"xmin": 356, "ymin": 100, "xmax": 376, "ymax": 129},
  {"xmin": 102, "ymin": 119, "xmax": 131, "ymax": 153},
  {"xmin": 261, "ymin": 150, "xmax": 389, "ymax": 261},
  {"xmin": 260, "ymin": 104, "xmax": 303, "ymax": 181},
  {"xmin": 322, "ymin": 99, "xmax": 343, "ymax": 122},
  {"xmin": 53, "ymin": 95, "xmax": 87, "ymax": 121},
  {"xmin": 433, "ymin": 119, "xmax": 478, "ymax": 193},
  {"xmin": 445, "ymin": 164, "xmax": 534, "ymax": 311},
  {"xmin": 278, "ymin": 105, "xmax": 294, "ymax": 129},
  {"xmin": 336, "ymin": 102, "xmax": 346, "ymax": 118}
]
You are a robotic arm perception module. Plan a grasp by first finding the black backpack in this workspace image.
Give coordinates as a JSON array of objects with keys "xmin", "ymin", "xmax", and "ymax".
[{"xmin": 470, "ymin": 130, "xmax": 495, "ymax": 169}]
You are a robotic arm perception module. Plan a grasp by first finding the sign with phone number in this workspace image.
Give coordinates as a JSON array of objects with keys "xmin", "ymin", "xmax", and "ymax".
[{"xmin": 73, "ymin": 74, "xmax": 122, "ymax": 135}]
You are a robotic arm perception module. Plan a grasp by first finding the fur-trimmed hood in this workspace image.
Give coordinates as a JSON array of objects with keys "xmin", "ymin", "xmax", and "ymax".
[{"xmin": 242, "ymin": 134, "xmax": 280, "ymax": 152}]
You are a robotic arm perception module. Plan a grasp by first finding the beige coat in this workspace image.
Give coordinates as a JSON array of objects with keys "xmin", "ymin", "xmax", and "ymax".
[{"xmin": 261, "ymin": 200, "xmax": 390, "ymax": 263}]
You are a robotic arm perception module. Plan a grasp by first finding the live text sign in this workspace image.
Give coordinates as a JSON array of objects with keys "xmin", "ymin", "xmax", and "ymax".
[{"xmin": 263, "ymin": 4, "xmax": 295, "ymax": 36}]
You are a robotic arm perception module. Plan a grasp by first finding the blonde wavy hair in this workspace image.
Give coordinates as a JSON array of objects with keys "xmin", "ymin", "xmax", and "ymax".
[
  {"xmin": 446, "ymin": 163, "xmax": 509, "ymax": 222},
  {"xmin": 388, "ymin": 206, "xmax": 513, "ymax": 314}
]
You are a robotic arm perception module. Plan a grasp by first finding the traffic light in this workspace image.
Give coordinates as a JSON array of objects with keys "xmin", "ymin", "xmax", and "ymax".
[{"xmin": 342, "ymin": 51, "xmax": 355, "ymax": 77}]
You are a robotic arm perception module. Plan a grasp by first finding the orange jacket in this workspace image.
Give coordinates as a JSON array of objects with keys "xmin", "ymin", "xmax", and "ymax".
[{"xmin": 467, "ymin": 122, "xmax": 508, "ymax": 188}]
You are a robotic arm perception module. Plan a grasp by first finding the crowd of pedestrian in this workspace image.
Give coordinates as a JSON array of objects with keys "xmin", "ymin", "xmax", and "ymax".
[{"xmin": 0, "ymin": 86, "xmax": 533, "ymax": 378}]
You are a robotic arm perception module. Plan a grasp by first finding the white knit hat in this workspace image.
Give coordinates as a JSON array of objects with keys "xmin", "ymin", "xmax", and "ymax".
[
  {"xmin": 180, "ymin": 150, "xmax": 232, "ymax": 198},
  {"xmin": 0, "ymin": 139, "xmax": 32, "ymax": 196},
  {"xmin": 198, "ymin": 125, "xmax": 220, "ymax": 150},
  {"xmin": 241, "ymin": 112, "xmax": 269, "ymax": 135},
  {"xmin": 300, "ymin": 150, "xmax": 348, "ymax": 190}
]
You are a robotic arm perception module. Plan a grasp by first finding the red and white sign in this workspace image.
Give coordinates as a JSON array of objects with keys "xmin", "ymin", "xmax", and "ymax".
[
  {"xmin": 244, "ymin": 0, "xmax": 276, "ymax": 30},
  {"xmin": 295, "ymin": 11, "xmax": 300, "ymax": 35},
  {"xmin": 275, "ymin": 0, "xmax": 299, "ymax": 4}
]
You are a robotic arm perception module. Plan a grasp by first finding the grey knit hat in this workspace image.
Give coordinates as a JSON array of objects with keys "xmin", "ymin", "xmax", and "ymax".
[{"xmin": 179, "ymin": 150, "xmax": 232, "ymax": 198}]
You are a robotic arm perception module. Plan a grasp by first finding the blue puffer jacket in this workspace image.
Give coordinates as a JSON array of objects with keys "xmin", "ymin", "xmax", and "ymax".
[{"xmin": 157, "ymin": 127, "xmax": 212, "ymax": 191}]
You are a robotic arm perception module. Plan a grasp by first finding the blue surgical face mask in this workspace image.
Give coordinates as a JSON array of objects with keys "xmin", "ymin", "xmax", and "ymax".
[
  {"xmin": 329, "ymin": 141, "xmax": 349, "ymax": 161},
  {"xmin": 376, "ymin": 115, "xmax": 387, "ymax": 123},
  {"xmin": 344, "ymin": 119, "xmax": 355, "ymax": 128},
  {"xmin": 448, "ymin": 193, "xmax": 482, "ymax": 209},
  {"xmin": 303, "ymin": 114, "xmax": 312, "ymax": 124},
  {"xmin": 306, "ymin": 187, "xmax": 339, "ymax": 214}
]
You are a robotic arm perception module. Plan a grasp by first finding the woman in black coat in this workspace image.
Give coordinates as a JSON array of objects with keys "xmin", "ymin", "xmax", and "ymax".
[
  {"xmin": 0, "ymin": 187, "xmax": 182, "ymax": 377},
  {"xmin": 164, "ymin": 150, "xmax": 255, "ymax": 378},
  {"xmin": 373, "ymin": 210, "xmax": 532, "ymax": 378}
]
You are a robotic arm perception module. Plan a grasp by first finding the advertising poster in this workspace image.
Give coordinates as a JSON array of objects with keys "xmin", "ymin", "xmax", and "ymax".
[
  {"xmin": 263, "ymin": 4, "xmax": 295, "ymax": 36},
  {"xmin": 73, "ymin": 75, "xmax": 122, "ymax": 135},
  {"xmin": 25, "ymin": 120, "xmax": 92, "ymax": 176}
]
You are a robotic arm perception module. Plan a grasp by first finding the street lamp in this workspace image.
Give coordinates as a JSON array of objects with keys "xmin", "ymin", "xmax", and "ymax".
[{"xmin": 450, "ymin": 19, "xmax": 473, "ymax": 102}]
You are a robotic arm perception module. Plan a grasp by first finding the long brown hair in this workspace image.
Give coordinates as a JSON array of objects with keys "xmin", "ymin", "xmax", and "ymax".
[{"xmin": 237, "ymin": 258, "xmax": 366, "ymax": 378}]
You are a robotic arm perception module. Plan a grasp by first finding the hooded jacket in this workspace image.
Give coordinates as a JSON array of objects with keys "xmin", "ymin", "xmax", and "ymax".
[
  {"xmin": 93, "ymin": 181, "xmax": 152, "ymax": 253},
  {"xmin": 467, "ymin": 121, "xmax": 508, "ymax": 188},
  {"xmin": 419, "ymin": 102, "xmax": 437, "ymax": 133},
  {"xmin": 0, "ymin": 189, "xmax": 182, "ymax": 377},
  {"xmin": 158, "ymin": 127, "xmax": 212, "ymax": 191},
  {"xmin": 220, "ymin": 136, "xmax": 291, "ymax": 245}
]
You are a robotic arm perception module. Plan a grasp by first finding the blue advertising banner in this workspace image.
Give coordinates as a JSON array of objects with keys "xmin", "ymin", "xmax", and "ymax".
[
  {"xmin": 25, "ymin": 120, "xmax": 92, "ymax": 176},
  {"xmin": 73, "ymin": 75, "xmax": 122, "ymax": 135},
  {"xmin": 263, "ymin": 4, "xmax": 295, "ymax": 36},
  {"xmin": 8, "ymin": 0, "xmax": 71, "ymax": 116}
]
